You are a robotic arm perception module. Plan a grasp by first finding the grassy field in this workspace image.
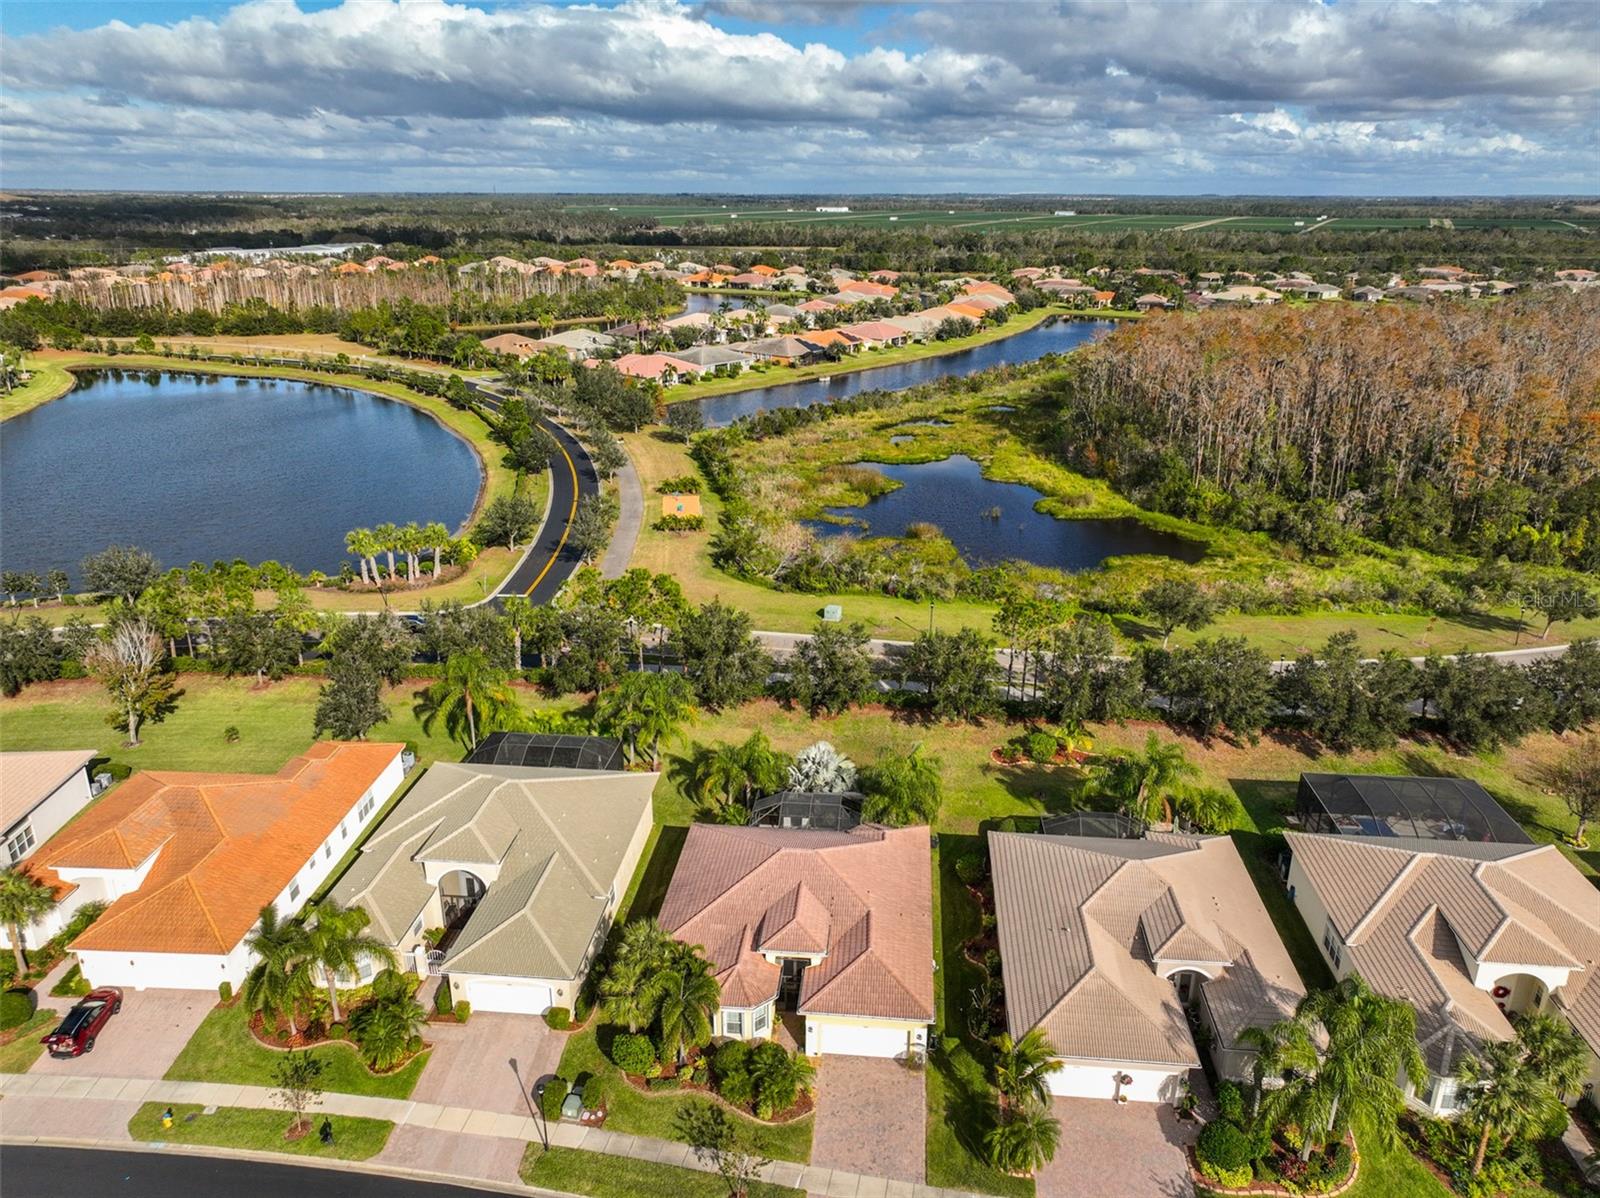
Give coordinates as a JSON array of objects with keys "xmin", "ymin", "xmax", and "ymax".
[
  {"xmin": 128, "ymin": 1102, "xmax": 393, "ymax": 1161},
  {"xmin": 0, "ymin": 1007, "xmax": 60, "ymax": 1074},
  {"xmin": 99, "ymin": 333, "xmax": 497, "ymax": 377},
  {"xmin": 164, "ymin": 1001, "xmax": 431, "ymax": 1099},
  {"xmin": 520, "ymin": 1145, "xmax": 804, "ymax": 1198},
  {"xmin": 0, "ymin": 356, "xmax": 75, "ymax": 420}
]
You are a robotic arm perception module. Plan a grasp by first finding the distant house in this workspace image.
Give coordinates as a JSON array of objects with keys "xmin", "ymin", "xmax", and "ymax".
[
  {"xmin": 838, "ymin": 279, "xmax": 898, "ymax": 300},
  {"xmin": 666, "ymin": 345, "xmax": 754, "ymax": 372},
  {"xmin": 796, "ymin": 299, "xmax": 839, "ymax": 314},
  {"xmin": 991, "ymin": 830, "xmax": 1305, "ymax": 1101},
  {"xmin": 884, "ymin": 313, "xmax": 940, "ymax": 341},
  {"xmin": 659, "ymin": 823, "xmax": 934, "ymax": 1058},
  {"xmin": 539, "ymin": 328, "xmax": 617, "ymax": 358},
  {"xmin": 733, "ymin": 336, "xmax": 821, "ymax": 366},
  {"xmin": 1134, "ymin": 293, "xmax": 1174, "ymax": 311},
  {"xmin": 943, "ymin": 301, "xmax": 989, "ymax": 321},
  {"xmin": 748, "ymin": 264, "xmax": 780, "ymax": 278},
  {"xmin": 961, "ymin": 281, "xmax": 1015, "ymax": 304},
  {"xmin": 332, "ymin": 758, "xmax": 655, "ymax": 1015},
  {"xmin": 610, "ymin": 352, "xmax": 701, "ymax": 384},
  {"xmin": 726, "ymin": 272, "xmax": 772, "ymax": 289},
  {"xmin": 1, "ymin": 751, "xmax": 97, "ymax": 867},
  {"xmin": 1209, "ymin": 285, "xmax": 1283, "ymax": 306},
  {"xmin": 6, "ymin": 744, "xmax": 406, "ymax": 989},
  {"xmin": 1555, "ymin": 268, "xmax": 1598, "ymax": 282},
  {"xmin": 1276, "ymin": 280, "xmax": 1341, "ymax": 300},
  {"xmin": 1351, "ymin": 286, "xmax": 1384, "ymax": 302},
  {"xmin": 798, "ymin": 328, "xmax": 863, "ymax": 354},
  {"xmin": 481, "ymin": 333, "xmax": 546, "ymax": 358},
  {"xmin": 837, "ymin": 320, "xmax": 910, "ymax": 347}
]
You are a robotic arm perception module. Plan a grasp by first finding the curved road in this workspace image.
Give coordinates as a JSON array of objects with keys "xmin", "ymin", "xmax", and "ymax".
[
  {"xmin": 0, "ymin": 1146, "xmax": 529, "ymax": 1198},
  {"xmin": 467, "ymin": 382, "xmax": 599, "ymax": 605}
]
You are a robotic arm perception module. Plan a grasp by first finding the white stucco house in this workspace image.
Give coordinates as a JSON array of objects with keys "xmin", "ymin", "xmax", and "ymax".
[
  {"xmin": 0, "ymin": 750, "xmax": 97, "ymax": 871},
  {"xmin": 16, "ymin": 742, "xmax": 405, "ymax": 990}
]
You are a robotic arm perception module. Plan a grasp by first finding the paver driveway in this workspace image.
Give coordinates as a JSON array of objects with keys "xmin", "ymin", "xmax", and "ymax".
[
  {"xmin": 1035, "ymin": 1097, "xmax": 1197, "ymax": 1198},
  {"xmin": 29, "ymin": 989, "xmax": 213, "ymax": 1080},
  {"xmin": 810, "ymin": 1055, "xmax": 925, "ymax": 1185},
  {"xmin": 409, "ymin": 1012, "xmax": 564, "ymax": 1116}
]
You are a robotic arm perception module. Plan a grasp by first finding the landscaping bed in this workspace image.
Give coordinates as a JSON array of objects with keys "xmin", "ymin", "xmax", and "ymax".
[
  {"xmin": 128, "ymin": 1102, "xmax": 392, "ymax": 1161},
  {"xmin": 0, "ymin": 1007, "xmax": 58, "ymax": 1074},
  {"xmin": 519, "ymin": 1145, "xmax": 803, "ymax": 1198}
]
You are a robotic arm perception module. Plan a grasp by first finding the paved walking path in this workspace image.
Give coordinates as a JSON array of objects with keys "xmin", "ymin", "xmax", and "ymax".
[
  {"xmin": 0, "ymin": 1070, "xmax": 983, "ymax": 1198},
  {"xmin": 598, "ymin": 455, "xmax": 643, "ymax": 580}
]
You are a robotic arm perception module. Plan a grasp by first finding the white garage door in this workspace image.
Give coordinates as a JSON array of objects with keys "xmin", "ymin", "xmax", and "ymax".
[
  {"xmin": 465, "ymin": 979, "xmax": 554, "ymax": 1015},
  {"xmin": 814, "ymin": 1022, "xmax": 907, "ymax": 1058},
  {"xmin": 1048, "ymin": 1062, "xmax": 1186, "ymax": 1103}
]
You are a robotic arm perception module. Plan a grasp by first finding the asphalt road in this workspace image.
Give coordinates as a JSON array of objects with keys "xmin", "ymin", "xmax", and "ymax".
[
  {"xmin": 466, "ymin": 381, "xmax": 598, "ymax": 605},
  {"xmin": 0, "ymin": 1146, "xmax": 518, "ymax": 1198}
]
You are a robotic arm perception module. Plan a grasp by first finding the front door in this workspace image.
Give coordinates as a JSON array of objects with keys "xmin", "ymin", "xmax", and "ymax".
[{"xmin": 778, "ymin": 959, "xmax": 805, "ymax": 1010}]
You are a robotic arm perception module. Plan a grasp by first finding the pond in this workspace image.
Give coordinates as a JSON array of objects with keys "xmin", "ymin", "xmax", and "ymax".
[
  {"xmin": 694, "ymin": 317, "xmax": 1114, "ymax": 426},
  {"xmin": 806, "ymin": 455, "xmax": 1205, "ymax": 571},
  {"xmin": 0, "ymin": 370, "xmax": 482, "ymax": 585}
]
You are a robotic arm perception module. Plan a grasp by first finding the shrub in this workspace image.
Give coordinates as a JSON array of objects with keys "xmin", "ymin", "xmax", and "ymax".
[
  {"xmin": 1024, "ymin": 730, "xmax": 1057, "ymax": 763},
  {"xmin": 611, "ymin": 1032, "xmax": 657, "ymax": 1076},
  {"xmin": 453, "ymin": 1000, "xmax": 470, "ymax": 1023},
  {"xmin": 582, "ymin": 1074, "xmax": 607, "ymax": 1110},
  {"xmin": 223, "ymin": 725, "xmax": 241, "ymax": 743},
  {"xmin": 52, "ymin": 965, "xmax": 91, "ymax": 998},
  {"xmin": 712, "ymin": 1039, "xmax": 755, "ymax": 1107},
  {"xmin": 433, "ymin": 983, "xmax": 453, "ymax": 1016},
  {"xmin": 574, "ymin": 992, "xmax": 592, "ymax": 1025},
  {"xmin": 1197, "ymin": 1119, "xmax": 1253, "ymax": 1172},
  {"xmin": 327, "ymin": 1022, "xmax": 347, "ymax": 1041},
  {"xmin": 647, "ymin": 1076, "xmax": 682, "ymax": 1091},
  {"xmin": 953, "ymin": 852, "xmax": 985, "ymax": 886},
  {"xmin": 1215, "ymin": 1078, "xmax": 1245, "ymax": 1125},
  {"xmin": 540, "ymin": 1077, "xmax": 568, "ymax": 1121},
  {"xmin": 0, "ymin": 988, "xmax": 36, "ymax": 1030},
  {"xmin": 1197, "ymin": 1159, "xmax": 1252, "ymax": 1188},
  {"xmin": 545, "ymin": 1007, "xmax": 571, "ymax": 1030}
]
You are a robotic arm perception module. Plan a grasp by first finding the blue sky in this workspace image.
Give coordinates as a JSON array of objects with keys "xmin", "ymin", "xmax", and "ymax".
[{"xmin": 2, "ymin": 0, "xmax": 1596, "ymax": 194}]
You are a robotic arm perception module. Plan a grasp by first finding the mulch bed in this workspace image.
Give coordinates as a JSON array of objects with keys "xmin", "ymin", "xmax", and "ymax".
[
  {"xmin": 614, "ymin": 1049, "xmax": 815, "ymax": 1125},
  {"xmin": 1186, "ymin": 1134, "xmax": 1359, "ymax": 1198}
]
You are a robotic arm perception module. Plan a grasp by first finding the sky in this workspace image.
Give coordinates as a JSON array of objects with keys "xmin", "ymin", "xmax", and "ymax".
[{"xmin": 1, "ymin": 0, "xmax": 1597, "ymax": 195}]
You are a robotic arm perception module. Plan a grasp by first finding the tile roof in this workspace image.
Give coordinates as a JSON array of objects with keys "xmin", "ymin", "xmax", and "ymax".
[
  {"xmin": 992, "ymin": 832, "xmax": 1304, "ymax": 1067},
  {"xmin": 331, "ymin": 763, "xmax": 656, "ymax": 980},
  {"xmin": 1, "ymin": 750, "xmax": 96, "ymax": 830},
  {"xmin": 660, "ymin": 824, "xmax": 934, "ymax": 1022},
  {"xmin": 40, "ymin": 744, "xmax": 403, "ymax": 956},
  {"xmin": 1285, "ymin": 833, "xmax": 1600, "ymax": 1072}
]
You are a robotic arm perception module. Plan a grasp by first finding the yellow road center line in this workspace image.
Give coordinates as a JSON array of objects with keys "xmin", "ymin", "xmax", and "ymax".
[{"xmin": 524, "ymin": 432, "xmax": 580, "ymax": 596}]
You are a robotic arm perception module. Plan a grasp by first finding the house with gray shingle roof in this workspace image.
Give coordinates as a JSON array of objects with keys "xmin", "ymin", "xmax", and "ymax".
[
  {"xmin": 658, "ymin": 823, "xmax": 933, "ymax": 1058},
  {"xmin": 1285, "ymin": 832, "xmax": 1600, "ymax": 1115},
  {"xmin": 991, "ymin": 830, "xmax": 1305, "ymax": 1103},
  {"xmin": 330, "ymin": 761, "xmax": 656, "ymax": 1015}
]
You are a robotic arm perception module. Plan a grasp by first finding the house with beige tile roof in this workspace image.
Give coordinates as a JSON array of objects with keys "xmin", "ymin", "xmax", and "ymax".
[
  {"xmin": 5, "ymin": 743, "xmax": 405, "ymax": 991},
  {"xmin": 331, "ymin": 761, "xmax": 655, "ymax": 1015},
  {"xmin": 1285, "ymin": 832, "xmax": 1600, "ymax": 1114},
  {"xmin": 991, "ymin": 830, "xmax": 1305, "ymax": 1103},
  {"xmin": 1, "ymin": 750, "xmax": 97, "ymax": 870},
  {"xmin": 659, "ymin": 824, "xmax": 934, "ymax": 1059}
]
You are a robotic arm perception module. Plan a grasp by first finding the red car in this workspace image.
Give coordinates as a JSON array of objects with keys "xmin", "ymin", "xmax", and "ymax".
[{"xmin": 40, "ymin": 988, "xmax": 122, "ymax": 1058}]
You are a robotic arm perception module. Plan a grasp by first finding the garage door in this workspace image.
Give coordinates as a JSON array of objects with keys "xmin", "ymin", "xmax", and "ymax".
[
  {"xmin": 1048, "ymin": 1063, "xmax": 1186, "ymax": 1103},
  {"xmin": 465, "ymin": 979, "xmax": 554, "ymax": 1015},
  {"xmin": 814, "ymin": 1022, "xmax": 907, "ymax": 1058}
]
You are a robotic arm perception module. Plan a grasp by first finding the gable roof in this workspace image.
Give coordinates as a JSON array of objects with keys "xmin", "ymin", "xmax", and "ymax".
[
  {"xmin": 991, "ymin": 832, "xmax": 1304, "ymax": 1067},
  {"xmin": 1, "ymin": 750, "xmax": 96, "ymax": 832},
  {"xmin": 1285, "ymin": 833, "xmax": 1600, "ymax": 1071},
  {"xmin": 39, "ymin": 744, "xmax": 403, "ymax": 956},
  {"xmin": 331, "ymin": 763, "xmax": 656, "ymax": 980},
  {"xmin": 660, "ymin": 824, "xmax": 933, "ymax": 1022}
]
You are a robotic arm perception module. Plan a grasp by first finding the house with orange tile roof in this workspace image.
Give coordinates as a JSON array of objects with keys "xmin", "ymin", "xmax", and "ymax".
[
  {"xmin": 961, "ymin": 281, "xmax": 1016, "ymax": 304},
  {"xmin": 611, "ymin": 352, "xmax": 703, "ymax": 384},
  {"xmin": 943, "ymin": 301, "xmax": 989, "ymax": 320},
  {"xmin": 659, "ymin": 824, "xmax": 934, "ymax": 1058},
  {"xmin": 12, "ymin": 743, "xmax": 406, "ymax": 991},
  {"xmin": 797, "ymin": 328, "xmax": 863, "ymax": 353},
  {"xmin": 333, "ymin": 261, "xmax": 367, "ymax": 275},
  {"xmin": 838, "ymin": 279, "xmax": 898, "ymax": 299},
  {"xmin": 748, "ymin": 263, "xmax": 780, "ymax": 277},
  {"xmin": 837, "ymin": 320, "xmax": 909, "ymax": 347},
  {"xmin": 416, "ymin": 254, "xmax": 444, "ymax": 265}
]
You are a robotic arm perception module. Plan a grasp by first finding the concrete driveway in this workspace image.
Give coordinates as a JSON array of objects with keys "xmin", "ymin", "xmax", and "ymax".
[
  {"xmin": 377, "ymin": 1125, "xmax": 528, "ymax": 1184},
  {"xmin": 810, "ymin": 1055, "xmax": 925, "ymax": 1185},
  {"xmin": 1035, "ymin": 1098, "xmax": 1198, "ymax": 1198},
  {"xmin": 409, "ymin": 1012, "xmax": 564, "ymax": 1117},
  {"xmin": 29, "ymin": 989, "xmax": 213, "ymax": 1080}
]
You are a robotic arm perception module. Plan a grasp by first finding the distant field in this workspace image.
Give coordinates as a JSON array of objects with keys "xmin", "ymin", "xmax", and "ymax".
[{"xmin": 560, "ymin": 203, "xmax": 1596, "ymax": 236}]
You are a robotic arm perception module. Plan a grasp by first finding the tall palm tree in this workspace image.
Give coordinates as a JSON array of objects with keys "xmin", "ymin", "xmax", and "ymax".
[
  {"xmin": 1094, "ymin": 732, "xmax": 1199, "ymax": 825},
  {"xmin": 0, "ymin": 869, "xmax": 57, "ymax": 974},
  {"xmin": 373, "ymin": 523, "xmax": 401, "ymax": 582},
  {"xmin": 686, "ymin": 741, "xmax": 752, "ymax": 811},
  {"xmin": 423, "ymin": 523, "xmax": 451, "ymax": 580},
  {"xmin": 242, "ymin": 906, "xmax": 316, "ymax": 1037},
  {"xmin": 600, "ymin": 918, "xmax": 672, "ymax": 1033},
  {"xmin": 1512, "ymin": 1012, "xmax": 1589, "ymax": 1097},
  {"xmin": 645, "ymin": 942, "xmax": 720, "ymax": 1065},
  {"xmin": 345, "ymin": 529, "xmax": 373, "ymax": 586},
  {"xmin": 1458, "ymin": 1037, "xmax": 1565, "ymax": 1177},
  {"xmin": 594, "ymin": 672, "xmax": 695, "ymax": 770},
  {"xmin": 413, "ymin": 649, "xmax": 520, "ymax": 749},
  {"xmin": 1237, "ymin": 1015, "xmax": 1318, "ymax": 1122},
  {"xmin": 305, "ymin": 899, "xmax": 397, "ymax": 1024},
  {"xmin": 501, "ymin": 595, "xmax": 535, "ymax": 672},
  {"xmin": 991, "ymin": 1029, "xmax": 1064, "ymax": 1113},
  {"xmin": 985, "ymin": 1103, "xmax": 1062, "ymax": 1176}
]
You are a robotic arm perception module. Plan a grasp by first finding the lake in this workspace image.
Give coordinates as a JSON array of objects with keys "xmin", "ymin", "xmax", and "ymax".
[
  {"xmin": 807, "ymin": 455, "xmax": 1205, "ymax": 571},
  {"xmin": 695, "ymin": 317, "xmax": 1114, "ymax": 425},
  {"xmin": 0, "ymin": 370, "xmax": 482, "ymax": 585}
]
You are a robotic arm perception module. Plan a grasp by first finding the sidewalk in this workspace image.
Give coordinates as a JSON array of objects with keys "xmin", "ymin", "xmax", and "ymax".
[
  {"xmin": 598, "ymin": 455, "xmax": 642, "ymax": 580},
  {"xmin": 0, "ymin": 1070, "xmax": 984, "ymax": 1198}
]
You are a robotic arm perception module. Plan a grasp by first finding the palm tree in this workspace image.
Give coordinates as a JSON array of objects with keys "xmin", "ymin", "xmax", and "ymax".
[
  {"xmin": 413, "ymin": 649, "xmax": 520, "ymax": 749},
  {"xmin": 594, "ymin": 672, "xmax": 695, "ymax": 769},
  {"xmin": 601, "ymin": 918, "xmax": 673, "ymax": 1033},
  {"xmin": 1237, "ymin": 1015, "xmax": 1318, "ymax": 1122},
  {"xmin": 351, "ymin": 991, "xmax": 427, "ymax": 1070},
  {"xmin": 242, "ymin": 906, "xmax": 316, "ymax": 1037},
  {"xmin": 1093, "ymin": 732, "xmax": 1199, "ymax": 825},
  {"xmin": 0, "ymin": 869, "xmax": 57, "ymax": 974},
  {"xmin": 1458, "ymin": 1037, "xmax": 1563, "ymax": 1176},
  {"xmin": 373, "ymin": 523, "xmax": 401, "ymax": 582},
  {"xmin": 305, "ymin": 899, "xmax": 397, "ymax": 1024},
  {"xmin": 985, "ymin": 1103, "xmax": 1062, "ymax": 1175},
  {"xmin": 686, "ymin": 741, "xmax": 752, "ymax": 811},
  {"xmin": 1513, "ymin": 1012, "xmax": 1589, "ymax": 1097},
  {"xmin": 502, "ymin": 595, "xmax": 535, "ymax": 672},
  {"xmin": 991, "ymin": 1029, "xmax": 1063, "ymax": 1113},
  {"xmin": 345, "ymin": 529, "xmax": 374, "ymax": 586},
  {"xmin": 645, "ymin": 942, "xmax": 720, "ymax": 1065},
  {"xmin": 396, "ymin": 523, "xmax": 420, "ymax": 582},
  {"xmin": 424, "ymin": 522, "xmax": 451, "ymax": 580}
]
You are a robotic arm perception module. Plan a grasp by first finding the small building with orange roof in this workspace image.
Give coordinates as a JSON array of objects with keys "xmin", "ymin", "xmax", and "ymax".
[
  {"xmin": 416, "ymin": 254, "xmax": 444, "ymax": 265},
  {"xmin": 16, "ymin": 743, "xmax": 406, "ymax": 991},
  {"xmin": 961, "ymin": 281, "xmax": 1015, "ymax": 303},
  {"xmin": 838, "ymin": 279, "xmax": 898, "ymax": 299},
  {"xmin": 611, "ymin": 352, "xmax": 702, "ymax": 384},
  {"xmin": 0, "ymin": 285, "xmax": 49, "ymax": 309},
  {"xmin": 13, "ymin": 270, "xmax": 57, "ymax": 284},
  {"xmin": 334, "ymin": 261, "xmax": 367, "ymax": 275},
  {"xmin": 748, "ymin": 264, "xmax": 780, "ymax": 277},
  {"xmin": 943, "ymin": 301, "xmax": 989, "ymax": 320},
  {"xmin": 798, "ymin": 328, "xmax": 863, "ymax": 353}
]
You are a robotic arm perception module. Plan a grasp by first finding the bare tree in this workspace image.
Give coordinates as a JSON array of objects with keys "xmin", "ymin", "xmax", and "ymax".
[{"xmin": 85, "ymin": 615, "xmax": 181, "ymax": 746}]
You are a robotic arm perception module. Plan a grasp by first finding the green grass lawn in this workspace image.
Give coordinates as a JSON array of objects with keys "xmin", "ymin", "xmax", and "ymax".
[
  {"xmin": 163, "ymin": 1002, "xmax": 430, "ymax": 1100},
  {"xmin": 0, "ymin": 358, "xmax": 75, "ymax": 421},
  {"xmin": 0, "ymin": 1007, "xmax": 60, "ymax": 1074},
  {"xmin": 554, "ymin": 1022, "xmax": 813, "ymax": 1163},
  {"xmin": 128, "ymin": 1102, "xmax": 392, "ymax": 1161},
  {"xmin": 520, "ymin": 1145, "xmax": 804, "ymax": 1198}
]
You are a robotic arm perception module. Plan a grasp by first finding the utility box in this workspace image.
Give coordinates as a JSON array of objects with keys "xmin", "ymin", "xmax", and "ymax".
[{"xmin": 821, "ymin": 604, "xmax": 843, "ymax": 623}]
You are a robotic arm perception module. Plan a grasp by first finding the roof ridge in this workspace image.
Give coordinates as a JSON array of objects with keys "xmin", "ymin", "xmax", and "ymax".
[
  {"xmin": 185, "ymin": 873, "xmax": 231, "ymax": 954},
  {"xmin": 521, "ymin": 783, "xmax": 604, "ymax": 897},
  {"xmin": 1346, "ymin": 851, "xmax": 1424, "ymax": 944}
]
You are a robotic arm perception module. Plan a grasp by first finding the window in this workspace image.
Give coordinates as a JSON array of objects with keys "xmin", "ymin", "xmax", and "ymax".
[
  {"xmin": 723, "ymin": 1010, "xmax": 745, "ymax": 1037},
  {"xmin": 752, "ymin": 1006, "xmax": 769, "ymax": 1035},
  {"xmin": 1322, "ymin": 920, "xmax": 1343, "ymax": 970},
  {"xmin": 324, "ymin": 842, "xmax": 333, "ymax": 860},
  {"xmin": 357, "ymin": 796, "xmax": 376, "ymax": 821},
  {"xmin": 288, "ymin": 881, "xmax": 301, "ymax": 902},
  {"xmin": 340, "ymin": 820, "xmax": 349, "ymax": 841},
  {"xmin": 410, "ymin": 914, "xmax": 424, "ymax": 937},
  {"xmin": 5, "ymin": 825, "xmax": 35, "ymax": 863}
]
